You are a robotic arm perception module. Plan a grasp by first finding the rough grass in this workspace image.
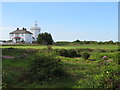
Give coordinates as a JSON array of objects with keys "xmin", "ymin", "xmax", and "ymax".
[
  {"xmin": 2, "ymin": 44, "xmax": 118, "ymax": 50},
  {"xmin": 2, "ymin": 46, "xmax": 120, "ymax": 88}
]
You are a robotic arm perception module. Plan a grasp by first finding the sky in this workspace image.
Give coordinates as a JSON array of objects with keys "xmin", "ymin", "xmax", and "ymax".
[{"xmin": 1, "ymin": 2, "xmax": 118, "ymax": 42}]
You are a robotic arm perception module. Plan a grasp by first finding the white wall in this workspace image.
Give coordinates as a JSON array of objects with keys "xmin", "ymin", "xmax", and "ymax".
[
  {"xmin": 24, "ymin": 34, "xmax": 32, "ymax": 43},
  {"xmin": 10, "ymin": 33, "xmax": 33, "ymax": 43}
]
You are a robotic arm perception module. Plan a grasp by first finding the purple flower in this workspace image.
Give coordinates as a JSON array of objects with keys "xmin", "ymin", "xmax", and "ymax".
[
  {"xmin": 105, "ymin": 60, "xmax": 113, "ymax": 62},
  {"xmin": 102, "ymin": 56, "xmax": 107, "ymax": 59}
]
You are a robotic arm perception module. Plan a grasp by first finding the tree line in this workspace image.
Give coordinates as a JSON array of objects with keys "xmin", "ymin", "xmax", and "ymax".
[
  {"xmin": 72, "ymin": 40, "xmax": 120, "ymax": 44},
  {"xmin": 1, "ymin": 32, "xmax": 119, "ymax": 45},
  {"xmin": 37, "ymin": 33, "xmax": 119, "ymax": 45}
]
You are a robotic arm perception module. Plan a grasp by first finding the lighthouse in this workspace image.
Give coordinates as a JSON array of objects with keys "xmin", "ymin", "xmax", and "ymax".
[{"xmin": 30, "ymin": 21, "xmax": 41, "ymax": 41}]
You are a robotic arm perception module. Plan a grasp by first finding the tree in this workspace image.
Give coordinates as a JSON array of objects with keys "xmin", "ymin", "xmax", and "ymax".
[
  {"xmin": 37, "ymin": 32, "xmax": 54, "ymax": 45},
  {"xmin": 108, "ymin": 40, "xmax": 114, "ymax": 44},
  {"xmin": 74, "ymin": 39, "xmax": 80, "ymax": 42}
]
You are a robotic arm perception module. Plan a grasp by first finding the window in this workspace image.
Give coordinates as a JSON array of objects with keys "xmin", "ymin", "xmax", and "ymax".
[
  {"xmin": 21, "ymin": 34, "xmax": 24, "ymax": 37},
  {"xmin": 15, "ymin": 34, "xmax": 19, "ymax": 37}
]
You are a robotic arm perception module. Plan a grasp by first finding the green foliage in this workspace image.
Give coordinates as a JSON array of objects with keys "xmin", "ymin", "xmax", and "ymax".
[
  {"xmin": 73, "ymin": 40, "xmax": 98, "ymax": 44},
  {"xmin": 28, "ymin": 50, "xmax": 64, "ymax": 81},
  {"xmin": 94, "ymin": 65, "xmax": 120, "ymax": 89},
  {"xmin": 2, "ymin": 45, "xmax": 120, "ymax": 88},
  {"xmin": 56, "ymin": 49, "xmax": 67, "ymax": 56},
  {"xmin": 82, "ymin": 52, "xmax": 90, "ymax": 60},
  {"xmin": 3, "ymin": 71, "xmax": 20, "ymax": 88},
  {"xmin": 92, "ymin": 52, "xmax": 118, "ymax": 62},
  {"xmin": 67, "ymin": 49, "xmax": 81, "ymax": 58},
  {"xmin": 55, "ymin": 49, "xmax": 81, "ymax": 58},
  {"xmin": 73, "ymin": 40, "xmax": 119, "ymax": 44},
  {"xmin": 37, "ymin": 32, "xmax": 54, "ymax": 45}
]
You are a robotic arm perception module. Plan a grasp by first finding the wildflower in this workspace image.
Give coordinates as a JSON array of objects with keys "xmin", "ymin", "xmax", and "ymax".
[
  {"xmin": 106, "ymin": 71, "xmax": 109, "ymax": 73},
  {"xmin": 102, "ymin": 56, "xmax": 107, "ymax": 60},
  {"xmin": 106, "ymin": 60, "xmax": 113, "ymax": 62}
]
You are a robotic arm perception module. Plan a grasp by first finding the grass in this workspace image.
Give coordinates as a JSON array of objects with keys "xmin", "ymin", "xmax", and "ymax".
[
  {"xmin": 2, "ymin": 44, "xmax": 118, "ymax": 50},
  {"xmin": 2, "ymin": 55, "xmax": 99, "ymax": 88},
  {"xmin": 2, "ymin": 45, "xmax": 120, "ymax": 88}
]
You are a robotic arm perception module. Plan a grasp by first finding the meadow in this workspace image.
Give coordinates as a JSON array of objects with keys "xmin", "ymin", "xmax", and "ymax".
[
  {"xmin": 2, "ymin": 44, "xmax": 118, "ymax": 50},
  {"xmin": 1, "ymin": 44, "xmax": 120, "ymax": 89}
]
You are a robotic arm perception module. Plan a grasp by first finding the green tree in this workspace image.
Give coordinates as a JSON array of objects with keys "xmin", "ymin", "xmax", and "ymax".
[
  {"xmin": 74, "ymin": 39, "xmax": 80, "ymax": 42},
  {"xmin": 108, "ymin": 40, "xmax": 114, "ymax": 44},
  {"xmin": 37, "ymin": 32, "xmax": 54, "ymax": 45}
]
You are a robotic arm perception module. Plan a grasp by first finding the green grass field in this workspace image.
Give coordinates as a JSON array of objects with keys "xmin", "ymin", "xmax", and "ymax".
[
  {"xmin": 2, "ymin": 44, "xmax": 120, "ymax": 88},
  {"xmin": 1, "ymin": 44, "xmax": 118, "ymax": 50}
]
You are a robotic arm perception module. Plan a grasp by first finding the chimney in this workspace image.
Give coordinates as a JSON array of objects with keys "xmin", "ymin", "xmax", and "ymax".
[
  {"xmin": 17, "ymin": 28, "xmax": 19, "ymax": 30},
  {"xmin": 23, "ymin": 27, "xmax": 26, "ymax": 30}
]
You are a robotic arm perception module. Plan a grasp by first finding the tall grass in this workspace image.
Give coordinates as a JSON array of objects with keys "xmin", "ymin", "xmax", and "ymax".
[{"xmin": 2, "ymin": 47, "xmax": 119, "ymax": 88}]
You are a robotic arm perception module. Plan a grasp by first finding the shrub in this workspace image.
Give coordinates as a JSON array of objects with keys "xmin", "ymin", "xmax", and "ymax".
[
  {"xmin": 94, "ymin": 65, "xmax": 120, "ymax": 89},
  {"xmin": 58, "ymin": 49, "xmax": 68, "ymax": 57},
  {"xmin": 28, "ymin": 51, "xmax": 64, "ymax": 82},
  {"xmin": 66, "ymin": 49, "xmax": 81, "ymax": 58},
  {"xmin": 82, "ymin": 52, "xmax": 90, "ymax": 60},
  {"xmin": 7, "ymin": 47, "xmax": 14, "ymax": 51},
  {"xmin": 55, "ymin": 49, "xmax": 81, "ymax": 58}
]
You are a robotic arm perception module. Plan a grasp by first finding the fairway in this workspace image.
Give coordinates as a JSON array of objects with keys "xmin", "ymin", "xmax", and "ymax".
[{"xmin": 1, "ymin": 44, "xmax": 118, "ymax": 50}]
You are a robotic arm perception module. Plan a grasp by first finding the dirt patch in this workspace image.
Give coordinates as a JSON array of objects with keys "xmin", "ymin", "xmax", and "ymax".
[{"xmin": 2, "ymin": 56, "xmax": 15, "ymax": 59}]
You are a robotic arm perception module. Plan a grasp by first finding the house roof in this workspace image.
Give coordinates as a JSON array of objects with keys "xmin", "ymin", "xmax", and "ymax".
[{"xmin": 9, "ymin": 28, "xmax": 33, "ymax": 34}]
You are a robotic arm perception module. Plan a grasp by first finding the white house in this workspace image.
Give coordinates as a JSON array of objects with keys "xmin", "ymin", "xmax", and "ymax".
[
  {"xmin": 9, "ymin": 28, "xmax": 33, "ymax": 43},
  {"xmin": 9, "ymin": 21, "xmax": 41, "ymax": 43}
]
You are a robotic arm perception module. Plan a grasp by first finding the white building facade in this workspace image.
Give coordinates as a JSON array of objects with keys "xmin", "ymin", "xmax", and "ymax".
[
  {"xmin": 9, "ymin": 28, "xmax": 33, "ymax": 43},
  {"xmin": 9, "ymin": 21, "xmax": 41, "ymax": 43}
]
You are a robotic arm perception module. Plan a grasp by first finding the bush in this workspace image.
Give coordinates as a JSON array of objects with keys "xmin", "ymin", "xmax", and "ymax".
[
  {"xmin": 57, "ymin": 49, "xmax": 68, "ymax": 57},
  {"xmin": 94, "ymin": 65, "xmax": 120, "ymax": 89},
  {"xmin": 66, "ymin": 49, "xmax": 81, "ymax": 58},
  {"xmin": 55, "ymin": 49, "xmax": 81, "ymax": 58},
  {"xmin": 28, "ymin": 51, "xmax": 64, "ymax": 82},
  {"xmin": 82, "ymin": 52, "xmax": 90, "ymax": 60}
]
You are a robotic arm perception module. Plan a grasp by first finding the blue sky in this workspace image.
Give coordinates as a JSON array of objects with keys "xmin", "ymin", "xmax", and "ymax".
[{"xmin": 1, "ymin": 2, "xmax": 118, "ymax": 42}]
